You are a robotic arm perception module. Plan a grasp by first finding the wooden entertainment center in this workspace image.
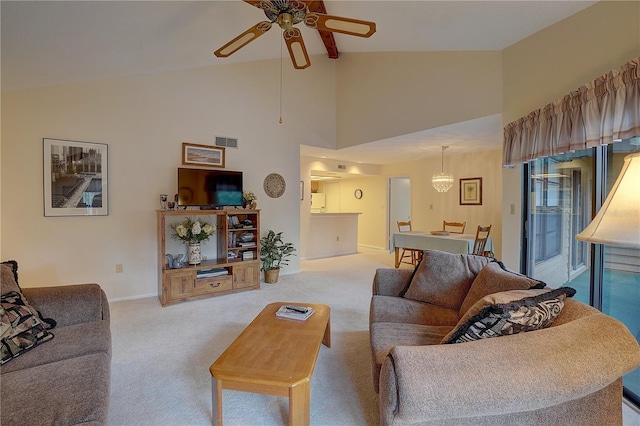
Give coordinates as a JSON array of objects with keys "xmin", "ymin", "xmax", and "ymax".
[{"xmin": 157, "ymin": 209, "xmax": 260, "ymax": 306}]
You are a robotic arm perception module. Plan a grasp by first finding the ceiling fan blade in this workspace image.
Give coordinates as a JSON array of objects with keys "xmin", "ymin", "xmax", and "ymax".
[
  {"xmin": 242, "ymin": 0, "xmax": 263, "ymax": 8},
  {"xmin": 283, "ymin": 28, "xmax": 310, "ymax": 70},
  {"xmin": 214, "ymin": 21, "xmax": 272, "ymax": 58},
  {"xmin": 304, "ymin": 13, "xmax": 376, "ymax": 38}
]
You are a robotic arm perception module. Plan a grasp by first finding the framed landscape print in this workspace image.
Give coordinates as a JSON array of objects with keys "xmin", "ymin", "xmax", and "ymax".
[
  {"xmin": 182, "ymin": 142, "xmax": 225, "ymax": 168},
  {"xmin": 43, "ymin": 138, "xmax": 109, "ymax": 216},
  {"xmin": 459, "ymin": 177, "xmax": 482, "ymax": 206}
]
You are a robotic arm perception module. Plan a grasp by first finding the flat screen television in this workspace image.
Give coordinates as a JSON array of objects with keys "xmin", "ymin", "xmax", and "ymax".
[{"xmin": 177, "ymin": 168, "xmax": 243, "ymax": 208}]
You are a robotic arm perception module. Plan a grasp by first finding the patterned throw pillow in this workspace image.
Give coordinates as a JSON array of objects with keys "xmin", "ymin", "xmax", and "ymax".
[
  {"xmin": 442, "ymin": 287, "xmax": 576, "ymax": 344},
  {"xmin": 1, "ymin": 262, "xmax": 56, "ymax": 330},
  {"xmin": 1, "ymin": 291, "xmax": 54, "ymax": 364}
]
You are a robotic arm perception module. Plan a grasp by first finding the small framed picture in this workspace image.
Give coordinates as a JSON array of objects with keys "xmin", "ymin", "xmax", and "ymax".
[
  {"xmin": 460, "ymin": 177, "xmax": 482, "ymax": 206},
  {"xmin": 300, "ymin": 181, "xmax": 304, "ymax": 201},
  {"xmin": 182, "ymin": 142, "xmax": 225, "ymax": 168},
  {"xmin": 43, "ymin": 138, "xmax": 109, "ymax": 216}
]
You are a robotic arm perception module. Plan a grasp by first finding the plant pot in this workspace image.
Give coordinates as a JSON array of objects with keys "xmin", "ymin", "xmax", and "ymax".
[{"xmin": 264, "ymin": 268, "xmax": 280, "ymax": 284}]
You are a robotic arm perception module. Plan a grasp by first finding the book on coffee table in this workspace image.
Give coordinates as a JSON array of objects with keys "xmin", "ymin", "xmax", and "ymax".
[{"xmin": 276, "ymin": 305, "xmax": 315, "ymax": 321}]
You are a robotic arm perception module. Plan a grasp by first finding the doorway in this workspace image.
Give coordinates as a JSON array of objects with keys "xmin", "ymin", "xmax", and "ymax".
[{"xmin": 388, "ymin": 177, "xmax": 411, "ymax": 250}]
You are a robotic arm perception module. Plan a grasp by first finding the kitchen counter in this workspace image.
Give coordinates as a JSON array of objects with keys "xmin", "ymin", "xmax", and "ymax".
[{"xmin": 307, "ymin": 213, "xmax": 361, "ymax": 259}]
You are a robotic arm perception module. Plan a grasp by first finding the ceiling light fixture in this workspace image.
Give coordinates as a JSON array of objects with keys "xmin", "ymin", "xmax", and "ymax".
[{"xmin": 432, "ymin": 146, "xmax": 454, "ymax": 192}]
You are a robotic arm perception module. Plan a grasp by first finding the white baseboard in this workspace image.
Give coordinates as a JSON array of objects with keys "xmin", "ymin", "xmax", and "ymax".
[
  {"xmin": 108, "ymin": 293, "xmax": 157, "ymax": 304},
  {"xmin": 358, "ymin": 244, "xmax": 387, "ymax": 251}
]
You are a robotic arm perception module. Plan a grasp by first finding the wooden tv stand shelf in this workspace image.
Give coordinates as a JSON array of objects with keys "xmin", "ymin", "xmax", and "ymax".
[{"xmin": 157, "ymin": 209, "xmax": 260, "ymax": 307}]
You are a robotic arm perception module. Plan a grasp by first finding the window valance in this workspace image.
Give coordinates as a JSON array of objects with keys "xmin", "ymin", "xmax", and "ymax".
[{"xmin": 503, "ymin": 57, "xmax": 640, "ymax": 166}]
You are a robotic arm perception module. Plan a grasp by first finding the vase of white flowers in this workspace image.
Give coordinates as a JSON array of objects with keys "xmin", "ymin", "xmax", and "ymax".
[
  {"xmin": 187, "ymin": 242, "xmax": 202, "ymax": 265},
  {"xmin": 170, "ymin": 217, "xmax": 216, "ymax": 265},
  {"xmin": 243, "ymin": 190, "xmax": 257, "ymax": 209}
]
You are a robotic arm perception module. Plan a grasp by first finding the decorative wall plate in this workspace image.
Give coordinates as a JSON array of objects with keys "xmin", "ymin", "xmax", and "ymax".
[{"xmin": 264, "ymin": 173, "xmax": 286, "ymax": 198}]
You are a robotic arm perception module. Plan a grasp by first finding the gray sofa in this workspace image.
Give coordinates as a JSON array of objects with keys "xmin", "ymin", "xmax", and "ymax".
[
  {"xmin": 370, "ymin": 250, "xmax": 640, "ymax": 426},
  {"xmin": 1, "ymin": 262, "xmax": 111, "ymax": 425}
]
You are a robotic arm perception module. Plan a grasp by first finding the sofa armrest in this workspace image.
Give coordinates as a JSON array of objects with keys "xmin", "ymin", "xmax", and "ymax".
[
  {"xmin": 373, "ymin": 268, "xmax": 413, "ymax": 296},
  {"xmin": 22, "ymin": 284, "xmax": 110, "ymax": 327},
  {"xmin": 379, "ymin": 313, "xmax": 640, "ymax": 424}
]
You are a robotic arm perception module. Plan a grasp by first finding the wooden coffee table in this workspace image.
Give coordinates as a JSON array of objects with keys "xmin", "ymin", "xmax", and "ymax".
[{"xmin": 209, "ymin": 302, "xmax": 331, "ymax": 426}]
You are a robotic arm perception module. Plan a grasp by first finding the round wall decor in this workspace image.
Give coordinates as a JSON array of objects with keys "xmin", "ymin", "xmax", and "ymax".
[
  {"xmin": 264, "ymin": 173, "xmax": 286, "ymax": 198},
  {"xmin": 354, "ymin": 189, "xmax": 363, "ymax": 199}
]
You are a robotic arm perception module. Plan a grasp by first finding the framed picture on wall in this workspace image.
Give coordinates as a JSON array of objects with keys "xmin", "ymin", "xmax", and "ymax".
[
  {"xmin": 459, "ymin": 177, "xmax": 482, "ymax": 206},
  {"xmin": 182, "ymin": 142, "xmax": 225, "ymax": 168},
  {"xmin": 43, "ymin": 138, "xmax": 109, "ymax": 216}
]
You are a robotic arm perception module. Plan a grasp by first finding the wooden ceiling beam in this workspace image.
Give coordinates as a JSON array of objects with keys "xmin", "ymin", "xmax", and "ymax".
[{"xmin": 306, "ymin": 0, "xmax": 339, "ymax": 59}]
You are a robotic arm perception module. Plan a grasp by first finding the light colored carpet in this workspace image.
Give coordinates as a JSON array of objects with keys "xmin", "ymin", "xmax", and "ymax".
[
  {"xmin": 108, "ymin": 248, "xmax": 640, "ymax": 425},
  {"xmin": 108, "ymin": 247, "xmax": 399, "ymax": 426}
]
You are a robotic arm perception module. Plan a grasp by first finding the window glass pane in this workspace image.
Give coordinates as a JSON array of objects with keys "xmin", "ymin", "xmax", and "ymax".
[
  {"xmin": 527, "ymin": 150, "xmax": 593, "ymax": 305},
  {"xmin": 602, "ymin": 139, "xmax": 640, "ymax": 399}
]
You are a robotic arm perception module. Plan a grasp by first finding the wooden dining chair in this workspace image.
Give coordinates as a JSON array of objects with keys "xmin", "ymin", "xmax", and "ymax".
[
  {"xmin": 443, "ymin": 221, "xmax": 466, "ymax": 234},
  {"xmin": 397, "ymin": 221, "xmax": 422, "ymax": 266},
  {"xmin": 472, "ymin": 225, "xmax": 493, "ymax": 256}
]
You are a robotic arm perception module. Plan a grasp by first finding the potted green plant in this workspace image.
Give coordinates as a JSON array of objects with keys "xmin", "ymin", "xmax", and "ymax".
[{"xmin": 259, "ymin": 230, "xmax": 296, "ymax": 283}]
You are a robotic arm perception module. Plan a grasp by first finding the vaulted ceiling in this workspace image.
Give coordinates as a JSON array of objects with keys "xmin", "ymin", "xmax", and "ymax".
[{"xmin": 1, "ymin": 0, "xmax": 597, "ymax": 164}]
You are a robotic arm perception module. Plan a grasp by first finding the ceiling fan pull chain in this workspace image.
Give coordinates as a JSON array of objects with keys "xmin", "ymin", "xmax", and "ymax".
[{"xmin": 279, "ymin": 32, "xmax": 283, "ymax": 124}]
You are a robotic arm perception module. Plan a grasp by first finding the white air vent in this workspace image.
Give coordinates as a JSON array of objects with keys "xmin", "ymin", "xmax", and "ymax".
[
  {"xmin": 337, "ymin": 164, "xmax": 346, "ymax": 170},
  {"xmin": 215, "ymin": 136, "xmax": 238, "ymax": 148}
]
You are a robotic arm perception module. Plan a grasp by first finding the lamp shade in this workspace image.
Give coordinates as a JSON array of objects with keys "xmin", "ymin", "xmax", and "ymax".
[{"xmin": 576, "ymin": 152, "xmax": 640, "ymax": 248}]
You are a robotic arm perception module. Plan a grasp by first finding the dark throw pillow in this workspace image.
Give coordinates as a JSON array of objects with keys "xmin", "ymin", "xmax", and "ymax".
[
  {"xmin": 1, "ymin": 261, "xmax": 21, "ymax": 295},
  {"xmin": 442, "ymin": 287, "xmax": 576, "ymax": 344},
  {"xmin": 1, "ymin": 291, "xmax": 54, "ymax": 364},
  {"xmin": 403, "ymin": 250, "xmax": 492, "ymax": 311}
]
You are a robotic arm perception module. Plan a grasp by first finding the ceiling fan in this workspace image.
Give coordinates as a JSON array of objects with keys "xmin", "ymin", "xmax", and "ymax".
[{"xmin": 214, "ymin": 0, "xmax": 376, "ymax": 70}]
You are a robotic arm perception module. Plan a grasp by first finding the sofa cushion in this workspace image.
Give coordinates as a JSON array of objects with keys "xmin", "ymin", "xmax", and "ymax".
[
  {"xmin": 458, "ymin": 261, "xmax": 546, "ymax": 316},
  {"xmin": 403, "ymin": 250, "xmax": 492, "ymax": 311},
  {"xmin": 442, "ymin": 287, "xmax": 576, "ymax": 344},
  {"xmin": 370, "ymin": 322, "xmax": 452, "ymax": 393},
  {"xmin": 370, "ymin": 295, "xmax": 459, "ymax": 326},
  {"xmin": 0, "ymin": 319, "xmax": 110, "ymax": 374},
  {"xmin": 1, "ymin": 352, "xmax": 111, "ymax": 425},
  {"xmin": 1, "ymin": 291, "xmax": 54, "ymax": 365}
]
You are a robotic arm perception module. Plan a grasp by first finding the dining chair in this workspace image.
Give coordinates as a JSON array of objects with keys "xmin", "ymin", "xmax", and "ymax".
[
  {"xmin": 443, "ymin": 221, "xmax": 466, "ymax": 234},
  {"xmin": 472, "ymin": 225, "xmax": 493, "ymax": 256},
  {"xmin": 397, "ymin": 221, "xmax": 422, "ymax": 266}
]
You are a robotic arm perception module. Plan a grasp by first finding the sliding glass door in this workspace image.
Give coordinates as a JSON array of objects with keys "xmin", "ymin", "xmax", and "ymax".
[
  {"xmin": 526, "ymin": 149, "xmax": 593, "ymax": 303},
  {"xmin": 601, "ymin": 140, "xmax": 640, "ymax": 402},
  {"xmin": 525, "ymin": 138, "xmax": 640, "ymax": 403}
]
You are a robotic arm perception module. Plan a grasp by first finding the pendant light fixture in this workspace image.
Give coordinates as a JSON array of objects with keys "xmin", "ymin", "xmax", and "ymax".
[{"xmin": 432, "ymin": 145, "xmax": 454, "ymax": 192}]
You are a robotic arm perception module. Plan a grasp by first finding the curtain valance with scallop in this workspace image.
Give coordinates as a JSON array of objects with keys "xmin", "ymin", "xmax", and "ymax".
[{"xmin": 503, "ymin": 57, "xmax": 640, "ymax": 166}]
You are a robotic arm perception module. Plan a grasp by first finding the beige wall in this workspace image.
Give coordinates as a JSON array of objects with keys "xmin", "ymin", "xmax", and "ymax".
[
  {"xmin": 500, "ymin": 1, "xmax": 640, "ymax": 269},
  {"xmin": 335, "ymin": 51, "xmax": 503, "ymax": 149},
  {"xmin": 383, "ymin": 150, "xmax": 503, "ymax": 257},
  {"xmin": 2, "ymin": 57, "xmax": 336, "ymax": 300},
  {"xmin": 4, "ymin": 1, "xmax": 638, "ymax": 299}
]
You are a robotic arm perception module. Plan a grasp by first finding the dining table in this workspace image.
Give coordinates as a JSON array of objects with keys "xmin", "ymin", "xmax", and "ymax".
[{"xmin": 391, "ymin": 231, "xmax": 493, "ymax": 268}]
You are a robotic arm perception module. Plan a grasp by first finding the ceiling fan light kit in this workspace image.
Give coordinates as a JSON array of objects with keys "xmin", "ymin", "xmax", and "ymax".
[
  {"xmin": 432, "ymin": 146, "xmax": 454, "ymax": 193},
  {"xmin": 215, "ymin": 0, "xmax": 376, "ymax": 70}
]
